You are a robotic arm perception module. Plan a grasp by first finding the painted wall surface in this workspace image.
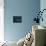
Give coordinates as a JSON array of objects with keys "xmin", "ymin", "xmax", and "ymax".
[
  {"xmin": 40, "ymin": 0, "xmax": 46, "ymax": 26},
  {"xmin": 0, "ymin": 0, "xmax": 4, "ymax": 42},
  {"xmin": 4, "ymin": 0, "xmax": 40, "ymax": 42}
]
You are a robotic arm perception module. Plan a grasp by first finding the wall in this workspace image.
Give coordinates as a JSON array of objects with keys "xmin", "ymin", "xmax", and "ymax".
[
  {"xmin": 0, "ymin": 0, "xmax": 4, "ymax": 42},
  {"xmin": 40, "ymin": 0, "xmax": 46, "ymax": 26},
  {"xmin": 4, "ymin": 0, "xmax": 40, "ymax": 42}
]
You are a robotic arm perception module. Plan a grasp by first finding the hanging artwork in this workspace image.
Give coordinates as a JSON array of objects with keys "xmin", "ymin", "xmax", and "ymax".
[{"xmin": 13, "ymin": 16, "xmax": 22, "ymax": 23}]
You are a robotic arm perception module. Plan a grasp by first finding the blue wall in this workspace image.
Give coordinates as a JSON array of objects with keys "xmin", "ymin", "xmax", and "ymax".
[
  {"xmin": 40, "ymin": 0, "xmax": 46, "ymax": 26},
  {"xmin": 4, "ymin": 0, "xmax": 40, "ymax": 42}
]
